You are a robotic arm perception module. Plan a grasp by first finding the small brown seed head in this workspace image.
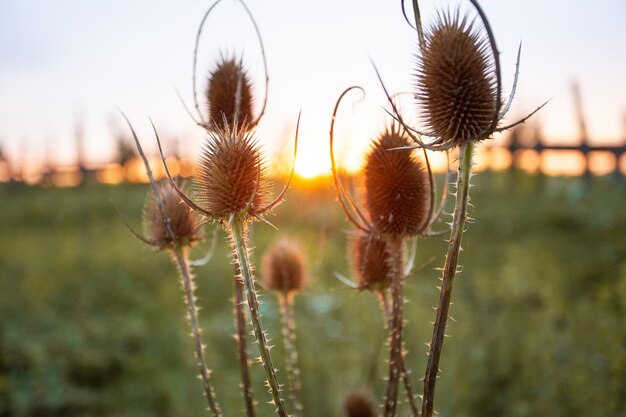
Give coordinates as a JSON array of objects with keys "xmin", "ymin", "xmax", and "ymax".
[
  {"xmin": 349, "ymin": 230, "xmax": 392, "ymax": 292},
  {"xmin": 363, "ymin": 125, "xmax": 431, "ymax": 237},
  {"xmin": 417, "ymin": 11, "xmax": 498, "ymax": 147},
  {"xmin": 144, "ymin": 181, "xmax": 200, "ymax": 250},
  {"xmin": 206, "ymin": 57, "xmax": 254, "ymax": 131},
  {"xmin": 343, "ymin": 392, "xmax": 377, "ymax": 417},
  {"xmin": 262, "ymin": 238, "xmax": 307, "ymax": 294},
  {"xmin": 194, "ymin": 125, "xmax": 269, "ymax": 219}
]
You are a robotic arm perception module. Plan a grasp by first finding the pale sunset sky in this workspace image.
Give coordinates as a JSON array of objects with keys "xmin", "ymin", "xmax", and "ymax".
[{"xmin": 1, "ymin": 0, "xmax": 625, "ymax": 177}]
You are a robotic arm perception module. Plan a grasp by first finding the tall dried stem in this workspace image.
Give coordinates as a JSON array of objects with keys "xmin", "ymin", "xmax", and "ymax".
[
  {"xmin": 233, "ymin": 263, "xmax": 257, "ymax": 417},
  {"xmin": 383, "ymin": 238, "xmax": 404, "ymax": 417},
  {"xmin": 279, "ymin": 293, "xmax": 304, "ymax": 417},
  {"xmin": 229, "ymin": 218, "xmax": 289, "ymax": 417},
  {"xmin": 421, "ymin": 141, "xmax": 474, "ymax": 417},
  {"xmin": 172, "ymin": 244, "xmax": 223, "ymax": 417},
  {"xmin": 379, "ymin": 291, "xmax": 419, "ymax": 417}
]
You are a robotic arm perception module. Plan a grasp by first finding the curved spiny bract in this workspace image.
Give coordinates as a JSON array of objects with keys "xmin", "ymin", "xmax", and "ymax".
[
  {"xmin": 206, "ymin": 57, "xmax": 254, "ymax": 131},
  {"xmin": 349, "ymin": 230, "xmax": 393, "ymax": 292},
  {"xmin": 329, "ymin": 86, "xmax": 372, "ymax": 233},
  {"xmin": 416, "ymin": 11, "xmax": 498, "ymax": 147},
  {"xmin": 363, "ymin": 125, "xmax": 431, "ymax": 238},
  {"xmin": 194, "ymin": 124, "xmax": 269, "ymax": 220},
  {"xmin": 262, "ymin": 238, "xmax": 307, "ymax": 295},
  {"xmin": 144, "ymin": 181, "xmax": 201, "ymax": 250}
]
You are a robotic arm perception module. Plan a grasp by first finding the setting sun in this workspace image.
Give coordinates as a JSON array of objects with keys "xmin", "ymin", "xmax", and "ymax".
[{"xmin": 295, "ymin": 155, "xmax": 329, "ymax": 179}]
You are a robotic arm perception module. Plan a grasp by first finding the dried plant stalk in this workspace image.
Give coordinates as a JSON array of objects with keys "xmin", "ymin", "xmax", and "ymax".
[
  {"xmin": 229, "ymin": 219, "xmax": 289, "ymax": 417},
  {"xmin": 421, "ymin": 141, "xmax": 474, "ymax": 417},
  {"xmin": 379, "ymin": 291, "xmax": 419, "ymax": 417},
  {"xmin": 278, "ymin": 293, "xmax": 304, "ymax": 417},
  {"xmin": 261, "ymin": 238, "xmax": 306, "ymax": 416},
  {"xmin": 383, "ymin": 238, "xmax": 404, "ymax": 417},
  {"xmin": 233, "ymin": 264, "xmax": 257, "ymax": 417},
  {"xmin": 173, "ymin": 244, "xmax": 223, "ymax": 417}
]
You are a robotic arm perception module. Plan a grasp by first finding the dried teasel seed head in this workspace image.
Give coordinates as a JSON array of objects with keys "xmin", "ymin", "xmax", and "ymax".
[
  {"xmin": 417, "ymin": 11, "xmax": 498, "ymax": 147},
  {"xmin": 195, "ymin": 124, "xmax": 269, "ymax": 219},
  {"xmin": 144, "ymin": 181, "xmax": 200, "ymax": 250},
  {"xmin": 363, "ymin": 124, "xmax": 431, "ymax": 237},
  {"xmin": 343, "ymin": 392, "xmax": 377, "ymax": 417},
  {"xmin": 206, "ymin": 57, "xmax": 254, "ymax": 130},
  {"xmin": 349, "ymin": 230, "xmax": 392, "ymax": 292},
  {"xmin": 262, "ymin": 238, "xmax": 307, "ymax": 294}
]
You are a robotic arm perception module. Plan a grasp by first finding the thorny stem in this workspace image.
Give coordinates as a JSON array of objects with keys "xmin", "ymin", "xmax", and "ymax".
[
  {"xmin": 230, "ymin": 219, "xmax": 289, "ymax": 417},
  {"xmin": 379, "ymin": 291, "xmax": 419, "ymax": 417},
  {"xmin": 234, "ymin": 264, "xmax": 257, "ymax": 417},
  {"xmin": 172, "ymin": 244, "xmax": 222, "ymax": 417},
  {"xmin": 279, "ymin": 293, "xmax": 304, "ymax": 417},
  {"xmin": 421, "ymin": 141, "xmax": 474, "ymax": 417},
  {"xmin": 383, "ymin": 238, "xmax": 405, "ymax": 417}
]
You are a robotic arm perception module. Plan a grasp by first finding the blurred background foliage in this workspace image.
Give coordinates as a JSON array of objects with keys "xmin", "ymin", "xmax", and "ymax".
[{"xmin": 0, "ymin": 172, "xmax": 625, "ymax": 417}]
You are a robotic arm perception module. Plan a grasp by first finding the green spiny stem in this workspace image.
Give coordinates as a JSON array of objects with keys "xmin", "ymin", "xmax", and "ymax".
[
  {"xmin": 421, "ymin": 141, "xmax": 474, "ymax": 417},
  {"xmin": 279, "ymin": 293, "xmax": 304, "ymax": 417},
  {"xmin": 171, "ymin": 244, "xmax": 222, "ymax": 417},
  {"xmin": 379, "ymin": 291, "xmax": 419, "ymax": 417},
  {"xmin": 234, "ymin": 265, "xmax": 257, "ymax": 417},
  {"xmin": 230, "ymin": 219, "xmax": 289, "ymax": 417},
  {"xmin": 383, "ymin": 238, "xmax": 405, "ymax": 417}
]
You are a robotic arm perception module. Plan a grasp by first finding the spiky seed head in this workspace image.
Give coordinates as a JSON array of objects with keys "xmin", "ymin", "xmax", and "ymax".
[
  {"xmin": 195, "ymin": 124, "xmax": 269, "ymax": 219},
  {"xmin": 144, "ymin": 181, "xmax": 200, "ymax": 250},
  {"xmin": 206, "ymin": 57, "xmax": 254, "ymax": 130},
  {"xmin": 349, "ymin": 230, "xmax": 392, "ymax": 292},
  {"xmin": 417, "ymin": 11, "xmax": 498, "ymax": 147},
  {"xmin": 343, "ymin": 392, "xmax": 377, "ymax": 417},
  {"xmin": 363, "ymin": 125, "xmax": 431, "ymax": 237},
  {"xmin": 262, "ymin": 238, "xmax": 307, "ymax": 294}
]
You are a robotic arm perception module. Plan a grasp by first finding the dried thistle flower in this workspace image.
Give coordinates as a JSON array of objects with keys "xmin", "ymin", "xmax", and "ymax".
[
  {"xmin": 329, "ymin": 88, "xmax": 438, "ymax": 417},
  {"xmin": 194, "ymin": 124, "xmax": 269, "ymax": 220},
  {"xmin": 349, "ymin": 230, "xmax": 392, "ymax": 292},
  {"xmin": 363, "ymin": 124, "xmax": 431, "ymax": 237},
  {"xmin": 393, "ymin": 3, "xmax": 544, "ymax": 416},
  {"xmin": 262, "ymin": 239, "xmax": 307, "ymax": 294},
  {"xmin": 206, "ymin": 57, "xmax": 254, "ymax": 130},
  {"xmin": 416, "ymin": 11, "xmax": 498, "ymax": 148},
  {"xmin": 330, "ymin": 89, "xmax": 441, "ymax": 240},
  {"xmin": 144, "ymin": 181, "xmax": 200, "ymax": 250},
  {"xmin": 343, "ymin": 392, "xmax": 377, "ymax": 417},
  {"xmin": 185, "ymin": 1, "xmax": 269, "ymax": 132},
  {"xmin": 376, "ymin": 3, "xmax": 546, "ymax": 155},
  {"xmin": 156, "ymin": 110, "xmax": 300, "ymax": 417}
]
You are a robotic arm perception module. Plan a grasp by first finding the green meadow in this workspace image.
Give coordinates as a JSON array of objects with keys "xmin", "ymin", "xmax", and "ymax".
[{"xmin": 1, "ymin": 172, "xmax": 625, "ymax": 417}]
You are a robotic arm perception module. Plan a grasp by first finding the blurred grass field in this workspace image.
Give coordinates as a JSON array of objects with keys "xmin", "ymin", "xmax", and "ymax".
[{"xmin": 1, "ymin": 172, "xmax": 625, "ymax": 417}]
